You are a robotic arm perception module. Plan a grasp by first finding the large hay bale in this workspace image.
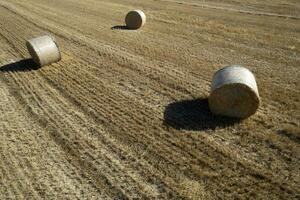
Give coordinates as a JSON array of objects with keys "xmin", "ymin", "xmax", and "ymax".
[
  {"xmin": 125, "ymin": 10, "xmax": 146, "ymax": 30},
  {"xmin": 208, "ymin": 65, "xmax": 260, "ymax": 118},
  {"xmin": 26, "ymin": 35, "xmax": 61, "ymax": 67}
]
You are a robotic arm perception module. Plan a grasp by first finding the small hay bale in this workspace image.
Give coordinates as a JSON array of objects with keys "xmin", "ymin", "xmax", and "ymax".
[
  {"xmin": 125, "ymin": 10, "xmax": 146, "ymax": 30},
  {"xmin": 26, "ymin": 35, "xmax": 61, "ymax": 67},
  {"xmin": 208, "ymin": 65, "xmax": 260, "ymax": 118}
]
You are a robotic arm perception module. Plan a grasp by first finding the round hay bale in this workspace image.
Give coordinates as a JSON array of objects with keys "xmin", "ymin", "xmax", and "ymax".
[
  {"xmin": 26, "ymin": 35, "xmax": 61, "ymax": 67},
  {"xmin": 208, "ymin": 65, "xmax": 260, "ymax": 118},
  {"xmin": 125, "ymin": 10, "xmax": 146, "ymax": 30}
]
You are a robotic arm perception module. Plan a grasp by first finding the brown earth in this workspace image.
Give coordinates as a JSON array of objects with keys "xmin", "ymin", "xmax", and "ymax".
[{"xmin": 0, "ymin": 0, "xmax": 299, "ymax": 199}]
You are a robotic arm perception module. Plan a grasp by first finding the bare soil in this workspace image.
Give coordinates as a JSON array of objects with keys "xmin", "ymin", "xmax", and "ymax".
[{"xmin": 0, "ymin": 0, "xmax": 299, "ymax": 199}]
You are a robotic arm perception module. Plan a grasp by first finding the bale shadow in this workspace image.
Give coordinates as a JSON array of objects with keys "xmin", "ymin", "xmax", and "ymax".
[
  {"xmin": 163, "ymin": 98, "xmax": 241, "ymax": 131},
  {"xmin": 0, "ymin": 59, "xmax": 39, "ymax": 72},
  {"xmin": 111, "ymin": 25, "xmax": 129, "ymax": 30}
]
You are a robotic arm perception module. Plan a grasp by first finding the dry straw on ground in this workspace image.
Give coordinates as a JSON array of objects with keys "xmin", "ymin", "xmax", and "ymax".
[
  {"xmin": 125, "ymin": 10, "xmax": 146, "ymax": 30},
  {"xmin": 209, "ymin": 65, "xmax": 260, "ymax": 118},
  {"xmin": 26, "ymin": 35, "xmax": 61, "ymax": 67},
  {"xmin": 1, "ymin": 0, "xmax": 299, "ymax": 199}
]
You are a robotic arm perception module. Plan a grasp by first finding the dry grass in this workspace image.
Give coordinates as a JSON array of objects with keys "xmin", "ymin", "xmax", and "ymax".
[
  {"xmin": 0, "ymin": 0, "xmax": 299, "ymax": 199},
  {"xmin": 178, "ymin": 178, "xmax": 212, "ymax": 200}
]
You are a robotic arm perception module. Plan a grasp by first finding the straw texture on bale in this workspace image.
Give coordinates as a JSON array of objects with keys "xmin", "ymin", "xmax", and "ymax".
[
  {"xmin": 26, "ymin": 35, "xmax": 61, "ymax": 67},
  {"xmin": 125, "ymin": 10, "xmax": 146, "ymax": 30},
  {"xmin": 209, "ymin": 65, "xmax": 260, "ymax": 118}
]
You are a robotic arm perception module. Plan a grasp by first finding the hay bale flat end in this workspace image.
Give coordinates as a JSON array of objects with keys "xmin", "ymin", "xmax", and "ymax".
[{"xmin": 125, "ymin": 10, "xmax": 146, "ymax": 30}]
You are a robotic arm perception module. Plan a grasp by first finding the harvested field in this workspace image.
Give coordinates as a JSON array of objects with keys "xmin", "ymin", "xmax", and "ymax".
[{"xmin": 0, "ymin": 0, "xmax": 299, "ymax": 199}]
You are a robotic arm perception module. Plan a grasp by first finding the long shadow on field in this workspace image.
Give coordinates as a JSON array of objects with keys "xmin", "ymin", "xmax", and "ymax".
[
  {"xmin": 163, "ymin": 98, "xmax": 240, "ymax": 131},
  {"xmin": 111, "ymin": 25, "xmax": 130, "ymax": 30},
  {"xmin": 0, "ymin": 59, "xmax": 39, "ymax": 72}
]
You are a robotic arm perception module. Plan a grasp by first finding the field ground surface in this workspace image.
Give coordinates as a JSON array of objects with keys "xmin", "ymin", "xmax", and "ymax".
[{"xmin": 0, "ymin": 0, "xmax": 299, "ymax": 199}]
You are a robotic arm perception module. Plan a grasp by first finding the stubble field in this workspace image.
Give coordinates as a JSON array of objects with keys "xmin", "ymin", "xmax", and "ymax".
[{"xmin": 0, "ymin": 0, "xmax": 299, "ymax": 199}]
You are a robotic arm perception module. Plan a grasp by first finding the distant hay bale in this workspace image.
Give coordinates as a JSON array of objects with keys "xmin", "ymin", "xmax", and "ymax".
[
  {"xmin": 125, "ymin": 10, "xmax": 146, "ymax": 30},
  {"xmin": 26, "ymin": 35, "xmax": 61, "ymax": 67},
  {"xmin": 208, "ymin": 65, "xmax": 260, "ymax": 118}
]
